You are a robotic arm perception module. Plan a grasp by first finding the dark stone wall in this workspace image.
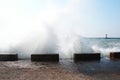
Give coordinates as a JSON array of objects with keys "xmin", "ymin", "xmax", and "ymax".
[
  {"xmin": 74, "ymin": 53, "xmax": 100, "ymax": 62},
  {"xmin": 31, "ymin": 54, "xmax": 59, "ymax": 62},
  {"xmin": 110, "ymin": 52, "xmax": 120, "ymax": 60},
  {"xmin": 0, "ymin": 54, "xmax": 18, "ymax": 61}
]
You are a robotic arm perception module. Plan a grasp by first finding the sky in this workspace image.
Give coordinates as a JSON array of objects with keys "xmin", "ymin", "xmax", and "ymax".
[{"xmin": 0, "ymin": 0, "xmax": 120, "ymax": 46}]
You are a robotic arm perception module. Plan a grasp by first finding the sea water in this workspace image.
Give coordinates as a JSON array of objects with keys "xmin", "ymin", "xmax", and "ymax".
[
  {"xmin": 9, "ymin": 37, "xmax": 120, "ymax": 59},
  {"xmin": 85, "ymin": 38, "xmax": 120, "ymax": 58}
]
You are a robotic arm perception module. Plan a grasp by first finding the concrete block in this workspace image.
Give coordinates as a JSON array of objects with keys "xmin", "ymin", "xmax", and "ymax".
[
  {"xmin": 110, "ymin": 52, "xmax": 120, "ymax": 60},
  {"xmin": 0, "ymin": 53, "xmax": 18, "ymax": 61},
  {"xmin": 31, "ymin": 54, "xmax": 59, "ymax": 62},
  {"xmin": 74, "ymin": 53, "xmax": 100, "ymax": 62}
]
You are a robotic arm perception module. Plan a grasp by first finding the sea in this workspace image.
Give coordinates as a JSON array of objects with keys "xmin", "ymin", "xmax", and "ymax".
[{"xmin": 83, "ymin": 37, "xmax": 120, "ymax": 58}]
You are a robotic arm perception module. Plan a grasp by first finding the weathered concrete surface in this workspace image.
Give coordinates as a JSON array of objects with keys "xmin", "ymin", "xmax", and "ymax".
[
  {"xmin": 110, "ymin": 52, "xmax": 120, "ymax": 60},
  {"xmin": 0, "ymin": 53, "xmax": 18, "ymax": 61},
  {"xmin": 31, "ymin": 54, "xmax": 59, "ymax": 62},
  {"xmin": 74, "ymin": 53, "xmax": 100, "ymax": 62}
]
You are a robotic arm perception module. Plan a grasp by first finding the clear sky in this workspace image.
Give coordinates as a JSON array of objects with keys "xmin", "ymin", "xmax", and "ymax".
[{"xmin": 0, "ymin": 0, "xmax": 120, "ymax": 43}]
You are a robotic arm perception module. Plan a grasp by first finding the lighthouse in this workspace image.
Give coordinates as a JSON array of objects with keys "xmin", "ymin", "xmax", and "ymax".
[{"xmin": 105, "ymin": 34, "xmax": 108, "ymax": 39}]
